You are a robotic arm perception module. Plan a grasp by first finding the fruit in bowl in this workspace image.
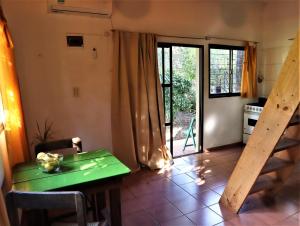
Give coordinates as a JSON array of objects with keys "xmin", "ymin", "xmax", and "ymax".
[{"xmin": 36, "ymin": 152, "xmax": 63, "ymax": 173}]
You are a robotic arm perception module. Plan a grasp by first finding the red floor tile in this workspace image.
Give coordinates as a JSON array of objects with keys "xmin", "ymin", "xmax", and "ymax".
[
  {"xmin": 192, "ymin": 189, "xmax": 221, "ymax": 206},
  {"xmin": 123, "ymin": 210, "xmax": 159, "ymax": 226},
  {"xmin": 214, "ymin": 221, "xmax": 234, "ymax": 226},
  {"xmin": 134, "ymin": 193, "xmax": 169, "ymax": 209},
  {"xmin": 160, "ymin": 215, "xmax": 196, "ymax": 226},
  {"xmin": 169, "ymin": 173, "xmax": 194, "ymax": 185},
  {"xmin": 179, "ymin": 181, "xmax": 209, "ymax": 196},
  {"xmin": 144, "ymin": 202, "xmax": 183, "ymax": 223},
  {"xmin": 121, "ymin": 188, "xmax": 135, "ymax": 202},
  {"xmin": 227, "ymin": 213, "xmax": 271, "ymax": 226},
  {"xmin": 121, "ymin": 145, "xmax": 299, "ymax": 226},
  {"xmin": 186, "ymin": 206, "xmax": 224, "ymax": 225},
  {"xmin": 209, "ymin": 203, "xmax": 237, "ymax": 221},
  {"xmin": 273, "ymin": 215, "xmax": 299, "ymax": 226},
  {"xmin": 156, "ymin": 166, "xmax": 184, "ymax": 178},
  {"xmin": 122, "ymin": 198, "xmax": 145, "ymax": 215},
  {"xmin": 211, "ymin": 185, "xmax": 225, "ymax": 195},
  {"xmin": 163, "ymin": 186, "xmax": 192, "ymax": 203},
  {"xmin": 171, "ymin": 195, "xmax": 205, "ymax": 214},
  {"xmin": 204, "ymin": 176, "xmax": 228, "ymax": 189}
]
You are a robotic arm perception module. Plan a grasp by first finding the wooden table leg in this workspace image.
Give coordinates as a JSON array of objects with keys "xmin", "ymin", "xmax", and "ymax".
[
  {"xmin": 94, "ymin": 192, "xmax": 106, "ymax": 221},
  {"xmin": 109, "ymin": 188, "xmax": 122, "ymax": 226}
]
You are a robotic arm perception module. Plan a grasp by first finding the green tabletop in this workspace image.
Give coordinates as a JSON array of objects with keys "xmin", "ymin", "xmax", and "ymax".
[{"xmin": 12, "ymin": 150, "xmax": 131, "ymax": 192}]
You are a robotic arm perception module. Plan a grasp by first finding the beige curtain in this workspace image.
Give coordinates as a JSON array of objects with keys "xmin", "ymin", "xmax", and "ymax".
[
  {"xmin": 111, "ymin": 30, "xmax": 172, "ymax": 171},
  {"xmin": 241, "ymin": 43, "xmax": 257, "ymax": 98}
]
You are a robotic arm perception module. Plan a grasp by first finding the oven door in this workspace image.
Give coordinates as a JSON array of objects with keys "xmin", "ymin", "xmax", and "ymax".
[{"xmin": 243, "ymin": 112, "xmax": 260, "ymax": 135}]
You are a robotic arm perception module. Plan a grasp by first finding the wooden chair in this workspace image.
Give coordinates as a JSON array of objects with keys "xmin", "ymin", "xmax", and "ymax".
[
  {"xmin": 34, "ymin": 138, "xmax": 106, "ymax": 223},
  {"xmin": 5, "ymin": 191, "xmax": 102, "ymax": 226},
  {"xmin": 35, "ymin": 137, "xmax": 82, "ymax": 157}
]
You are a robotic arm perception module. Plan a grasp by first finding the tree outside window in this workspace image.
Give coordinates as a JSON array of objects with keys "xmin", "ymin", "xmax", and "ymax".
[{"xmin": 209, "ymin": 45, "xmax": 244, "ymax": 98}]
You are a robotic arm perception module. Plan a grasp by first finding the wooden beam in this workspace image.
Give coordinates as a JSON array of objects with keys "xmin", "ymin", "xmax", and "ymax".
[{"xmin": 220, "ymin": 33, "xmax": 299, "ymax": 213}]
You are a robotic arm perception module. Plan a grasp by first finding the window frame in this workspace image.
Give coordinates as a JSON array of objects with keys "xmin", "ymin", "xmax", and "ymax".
[
  {"xmin": 157, "ymin": 42, "xmax": 204, "ymax": 156},
  {"xmin": 208, "ymin": 44, "xmax": 245, "ymax": 98}
]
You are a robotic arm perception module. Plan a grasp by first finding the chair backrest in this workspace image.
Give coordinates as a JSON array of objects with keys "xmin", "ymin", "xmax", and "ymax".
[
  {"xmin": 190, "ymin": 117, "xmax": 196, "ymax": 127},
  {"xmin": 5, "ymin": 191, "xmax": 87, "ymax": 226},
  {"xmin": 35, "ymin": 137, "xmax": 82, "ymax": 157}
]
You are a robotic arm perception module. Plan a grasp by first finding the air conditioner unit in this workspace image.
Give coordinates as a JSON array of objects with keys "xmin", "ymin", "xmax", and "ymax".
[{"xmin": 48, "ymin": 0, "xmax": 112, "ymax": 17}]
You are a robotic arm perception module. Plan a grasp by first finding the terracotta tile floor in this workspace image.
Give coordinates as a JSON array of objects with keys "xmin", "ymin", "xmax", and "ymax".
[
  {"xmin": 171, "ymin": 138, "xmax": 198, "ymax": 157},
  {"xmin": 121, "ymin": 146, "xmax": 300, "ymax": 226}
]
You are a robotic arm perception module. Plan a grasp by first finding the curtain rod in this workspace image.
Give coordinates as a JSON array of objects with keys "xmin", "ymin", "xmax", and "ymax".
[
  {"xmin": 158, "ymin": 34, "xmax": 259, "ymax": 44},
  {"xmin": 110, "ymin": 30, "xmax": 259, "ymax": 44}
]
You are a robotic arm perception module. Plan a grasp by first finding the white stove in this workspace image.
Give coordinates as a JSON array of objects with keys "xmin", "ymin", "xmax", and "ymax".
[
  {"xmin": 244, "ymin": 104, "xmax": 263, "ymax": 114},
  {"xmin": 243, "ymin": 99, "xmax": 266, "ymax": 143}
]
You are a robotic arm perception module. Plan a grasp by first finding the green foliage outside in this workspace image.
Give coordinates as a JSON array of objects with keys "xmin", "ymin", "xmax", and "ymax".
[
  {"xmin": 158, "ymin": 46, "xmax": 197, "ymax": 121},
  {"xmin": 172, "ymin": 74, "xmax": 195, "ymax": 113}
]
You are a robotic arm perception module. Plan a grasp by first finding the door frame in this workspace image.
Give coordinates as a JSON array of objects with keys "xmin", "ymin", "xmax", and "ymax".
[{"xmin": 157, "ymin": 42, "xmax": 204, "ymax": 157}]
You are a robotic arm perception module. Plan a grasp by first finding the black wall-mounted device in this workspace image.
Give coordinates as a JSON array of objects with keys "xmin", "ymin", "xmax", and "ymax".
[{"xmin": 67, "ymin": 36, "xmax": 83, "ymax": 47}]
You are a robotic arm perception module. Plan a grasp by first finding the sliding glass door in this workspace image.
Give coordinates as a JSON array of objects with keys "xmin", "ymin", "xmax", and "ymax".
[{"xmin": 157, "ymin": 43, "xmax": 204, "ymax": 157}]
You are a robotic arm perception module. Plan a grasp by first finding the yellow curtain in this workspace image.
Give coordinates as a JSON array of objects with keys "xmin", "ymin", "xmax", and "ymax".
[
  {"xmin": 0, "ymin": 7, "xmax": 29, "ymax": 225},
  {"xmin": 111, "ymin": 30, "xmax": 172, "ymax": 171},
  {"xmin": 241, "ymin": 43, "xmax": 257, "ymax": 98}
]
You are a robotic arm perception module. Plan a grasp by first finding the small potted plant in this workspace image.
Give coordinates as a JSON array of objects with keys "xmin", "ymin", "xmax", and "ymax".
[{"xmin": 32, "ymin": 119, "xmax": 54, "ymax": 146}]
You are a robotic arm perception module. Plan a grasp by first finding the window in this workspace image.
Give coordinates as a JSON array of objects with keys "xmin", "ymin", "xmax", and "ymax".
[{"xmin": 209, "ymin": 44, "xmax": 244, "ymax": 98}]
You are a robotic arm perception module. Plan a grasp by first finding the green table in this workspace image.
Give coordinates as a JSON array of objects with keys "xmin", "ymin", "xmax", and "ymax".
[{"xmin": 12, "ymin": 149, "xmax": 131, "ymax": 226}]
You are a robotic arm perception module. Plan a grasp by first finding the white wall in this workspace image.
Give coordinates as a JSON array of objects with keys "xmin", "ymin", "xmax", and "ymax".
[
  {"xmin": 2, "ymin": 0, "xmax": 266, "ymax": 154},
  {"xmin": 3, "ymin": 1, "xmax": 113, "ymax": 157},
  {"xmin": 260, "ymin": 1, "xmax": 299, "ymax": 96}
]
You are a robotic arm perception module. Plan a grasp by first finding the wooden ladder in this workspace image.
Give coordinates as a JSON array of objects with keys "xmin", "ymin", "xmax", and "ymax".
[{"xmin": 220, "ymin": 33, "xmax": 300, "ymax": 213}]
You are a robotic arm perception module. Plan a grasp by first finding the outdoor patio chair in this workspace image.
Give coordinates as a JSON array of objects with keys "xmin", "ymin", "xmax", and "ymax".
[{"xmin": 182, "ymin": 117, "xmax": 196, "ymax": 151}]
